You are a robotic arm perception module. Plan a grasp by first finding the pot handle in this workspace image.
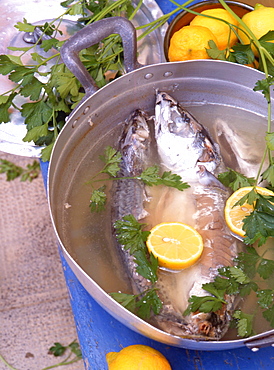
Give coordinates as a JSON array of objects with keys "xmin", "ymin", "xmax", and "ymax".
[
  {"xmin": 244, "ymin": 329, "xmax": 274, "ymax": 351},
  {"xmin": 60, "ymin": 16, "xmax": 140, "ymax": 98}
]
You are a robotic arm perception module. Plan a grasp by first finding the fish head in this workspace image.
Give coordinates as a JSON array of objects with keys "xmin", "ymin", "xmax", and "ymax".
[
  {"xmin": 189, "ymin": 309, "xmax": 230, "ymax": 339},
  {"xmin": 155, "ymin": 91, "xmax": 221, "ymax": 178},
  {"xmin": 120, "ymin": 109, "xmax": 151, "ymax": 175}
]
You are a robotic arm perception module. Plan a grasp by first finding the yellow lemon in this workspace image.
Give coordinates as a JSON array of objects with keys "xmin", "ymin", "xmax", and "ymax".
[
  {"xmin": 224, "ymin": 186, "xmax": 274, "ymax": 237},
  {"xmin": 190, "ymin": 8, "xmax": 239, "ymax": 50},
  {"xmin": 238, "ymin": 5, "xmax": 274, "ymax": 57},
  {"xmin": 168, "ymin": 25, "xmax": 218, "ymax": 61},
  {"xmin": 106, "ymin": 344, "xmax": 172, "ymax": 370},
  {"xmin": 146, "ymin": 222, "xmax": 203, "ymax": 270}
]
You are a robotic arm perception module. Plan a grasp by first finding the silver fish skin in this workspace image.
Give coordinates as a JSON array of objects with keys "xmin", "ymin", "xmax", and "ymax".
[
  {"xmin": 151, "ymin": 91, "xmax": 240, "ymax": 340},
  {"xmin": 112, "ymin": 109, "xmax": 152, "ymax": 293},
  {"xmin": 155, "ymin": 91, "xmax": 223, "ymax": 181}
]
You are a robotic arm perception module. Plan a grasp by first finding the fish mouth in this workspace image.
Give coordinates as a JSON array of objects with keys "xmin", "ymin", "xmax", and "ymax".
[
  {"xmin": 155, "ymin": 309, "xmax": 230, "ymax": 340},
  {"xmin": 120, "ymin": 109, "xmax": 150, "ymax": 151}
]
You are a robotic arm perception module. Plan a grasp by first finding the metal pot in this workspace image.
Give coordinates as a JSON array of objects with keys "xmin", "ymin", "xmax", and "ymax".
[{"xmin": 48, "ymin": 17, "xmax": 274, "ymax": 350}]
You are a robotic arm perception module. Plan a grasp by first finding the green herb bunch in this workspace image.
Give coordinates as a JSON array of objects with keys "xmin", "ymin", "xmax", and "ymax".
[
  {"xmin": 0, "ymin": 0, "xmax": 193, "ymax": 162},
  {"xmin": 0, "ymin": 0, "xmax": 136, "ymax": 161}
]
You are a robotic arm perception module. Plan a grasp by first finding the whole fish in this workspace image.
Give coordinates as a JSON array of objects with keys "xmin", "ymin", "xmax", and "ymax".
[
  {"xmin": 111, "ymin": 109, "xmax": 152, "ymax": 293},
  {"xmin": 149, "ymin": 91, "xmax": 241, "ymax": 339},
  {"xmin": 112, "ymin": 95, "xmax": 241, "ymax": 340}
]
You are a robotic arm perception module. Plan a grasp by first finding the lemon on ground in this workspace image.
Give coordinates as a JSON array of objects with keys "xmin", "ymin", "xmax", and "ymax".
[
  {"xmin": 106, "ymin": 344, "xmax": 172, "ymax": 370},
  {"xmin": 224, "ymin": 186, "xmax": 274, "ymax": 237},
  {"xmin": 190, "ymin": 8, "xmax": 239, "ymax": 50},
  {"xmin": 168, "ymin": 25, "xmax": 218, "ymax": 61},
  {"xmin": 146, "ymin": 222, "xmax": 203, "ymax": 270},
  {"xmin": 238, "ymin": 5, "xmax": 274, "ymax": 57}
]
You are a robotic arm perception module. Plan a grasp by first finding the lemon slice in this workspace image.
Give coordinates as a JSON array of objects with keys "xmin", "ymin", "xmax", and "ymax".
[
  {"xmin": 225, "ymin": 186, "xmax": 274, "ymax": 237},
  {"xmin": 146, "ymin": 222, "xmax": 203, "ymax": 270}
]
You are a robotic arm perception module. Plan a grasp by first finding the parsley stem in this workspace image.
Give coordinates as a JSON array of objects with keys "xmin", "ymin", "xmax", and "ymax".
[
  {"xmin": 0, "ymin": 354, "xmax": 19, "ymax": 370},
  {"xmin": 136, "ymin": 0, "xmax": 193, "ymax": 40},
  {"xmin": 129, "ymin": 0, "xmax": 143, "ymax": 21},
  {"xmin": 255, "ymin": 147, "xmax": 268, "ymax": 184},
  {"xmin": 42, "ymin": 355, "xmax": 80, "ymax": 370},
  {"xmin": 87, "ymin": 0, "xmax": 130, "ymax": 24}
]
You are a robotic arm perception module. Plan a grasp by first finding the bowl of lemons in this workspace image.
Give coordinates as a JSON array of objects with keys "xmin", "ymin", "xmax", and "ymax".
[{"xmin": 164, "ymin": 0, "xmax": 254, "ymax": 62}]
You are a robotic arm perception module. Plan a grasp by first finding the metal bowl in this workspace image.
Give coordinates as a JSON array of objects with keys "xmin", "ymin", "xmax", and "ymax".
[{"xmin": 163, "ymin": 0, "xmax": 253, "ymax": 61}]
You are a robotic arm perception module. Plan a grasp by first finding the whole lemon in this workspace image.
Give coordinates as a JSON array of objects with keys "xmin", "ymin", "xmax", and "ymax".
[
  {"xmin": 190, "ymin": 8, "xmax": 239, "ymax": 50},
  {"xmin": 106, "ymin": 344, "xmax": 172, "ymax": 370},
  {"xmin": 238, "ymin": 5, "xmax": 274, "ymax": 57},
  {"xmin": 168, "ymin": 25, "xmax": 218, "ymax": 61}
]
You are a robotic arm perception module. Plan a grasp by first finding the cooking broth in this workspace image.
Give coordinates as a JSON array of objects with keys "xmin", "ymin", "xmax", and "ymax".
[{"xmin": 62, "ymin": 102, "xmax": 273, "ymax": 339}]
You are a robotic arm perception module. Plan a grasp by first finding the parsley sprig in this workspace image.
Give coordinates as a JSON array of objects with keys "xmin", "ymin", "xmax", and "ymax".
[
  {"xmin": 111, "ymin": 214, "xmax": 162, "ymax": 320},
  {"xmin": 184, "ymin": 247, "xmax": 274, "ymax": 338},
  {"xmin": 218, "ymin": 169, "xmax": 274, "ymax": 246},
  {"xmin": 88, "ymin": 146, "xmax": 189, "ymax": 212},
  {"xmin": 0, "ymin": 340, "xmax": 82, "ymax": 370},
  {"xmin": 0, "ymin": 158, "xmax": 40, "ymax": 181}
]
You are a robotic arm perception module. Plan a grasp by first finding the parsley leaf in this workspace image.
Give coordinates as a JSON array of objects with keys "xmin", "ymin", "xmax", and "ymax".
[
  {"xmin": 139, "ymin": 165, "xmax": 161, "ymax": 186},
  {"xmin": 21, "ymin": 100, "xmax": 52, "ymax": 130},
  {"xmin": 112, "ymin": 214, "xmax": 161, "ymax": 318},
  {"xmin": 253, "ymin": 76, "xmax": 274, "ymax": 103},
  {"xmin": 266, "ymin": 133, "xmax": 274, "ymax": 151},
  {"xmin": 15, "ymin": 18, "xmax": 36, "ymax": 32},
  {"xmin": 114, "ymin": 214, "xmax": 150, "ymax": 255},
  {"xmin": 48, "ymin": 340, "xmax": 82, "ymax": 366},
  {"xmin": 49, "ymin": 342, "xmax": 66, "ymax": 357},
  {"xmin": 261, "ymin": 162, "xmax": 274, "ymax": 187},
  {"xmin": 230, "ymin": 43, "xmax": 255, "ymax": 65},
  {"xmin": 218, "ymin": 168, "xmax": 255, "ymax": 191},
  {"xmin": 233, "ymin": 310, "xmax": 254, "ymax": 338},
  {"xmin": 263, "ymin": 305, "xmax": 274, "ymax": 327},
  {"xmin": 206, "ymin": 40, "xmax": 227, "ymax": 60},
  {"xmin": 88, "ymin": 147, "xmax": 190, "ymax": 213},
  {"xmin": 159, "ymin": 171, "xmax": 190, "ymax": 191},
  {"xmin": 140, "ymin": 166, "xmax": 189, "ymax": 191},
  {"xmin": 109, "ymin": 292, "xmax": 137, "ymax": 313},
  {"xmin": 229, "ymin": 266, "xmax": 250, "ymax": 284},
  {"xmin": 0, "ymin": 93, "xmax": 16, "ymax": 123},
  {"xmin": 235, "ymin": 246, "xmax": 274, "ymax": 280},
  {"xmin": 136, "ymin": 288, "xmax": 162, "ymax": 319},
  {"xmin": 20, "ymin": 77, "xmax": 44, "ymax": 100},
  {"xmin": 0, "ymin": 55, "xmax": 22, "ymax": 75},
  {"xmin": 89, "ymin": 186, "xmax": 107, "ymax": 212},
  {"xmin": 134, "ymin": 249, "xmax": 158, "ymax": 284},
  {"xmin": 110, "ymin": 288, "xmax": 162, "ymax": 320},
  {"xmin": 99, "ymin": 146, "xmax": 122, "ymax": 177},
  {"xmin": 184, "ymin": 295, "xmax": 225, "ymax": 316},
  {"xmin": 243, "ymin": 195, "xmax": 274, "ymax": 246},
  {"xmin": 257, "ymin": 289, "xmax": 274, "ymax": 309}
]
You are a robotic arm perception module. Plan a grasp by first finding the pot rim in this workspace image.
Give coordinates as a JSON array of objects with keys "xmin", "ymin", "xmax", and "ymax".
[{"xmin": 48, "ymin": 59, "xmax": 274, "ymax": 351}]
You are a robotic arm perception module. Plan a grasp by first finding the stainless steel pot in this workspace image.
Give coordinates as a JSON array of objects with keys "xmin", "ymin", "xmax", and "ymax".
[{"xmin": 48, "ymin": 17, "xmax": 274, "ymax": 351}]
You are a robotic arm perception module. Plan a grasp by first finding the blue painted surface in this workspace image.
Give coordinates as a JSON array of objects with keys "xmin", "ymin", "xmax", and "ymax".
[{"xmin": 40, "ymin": 1, "xmax": 274, "ymax": 367}]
